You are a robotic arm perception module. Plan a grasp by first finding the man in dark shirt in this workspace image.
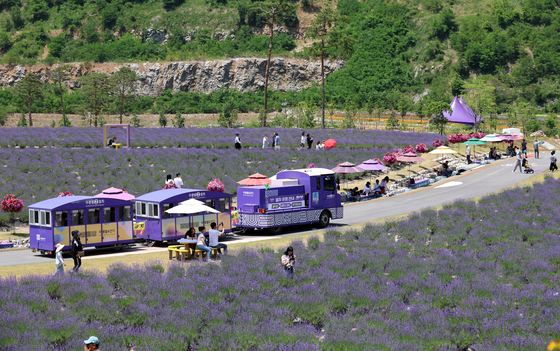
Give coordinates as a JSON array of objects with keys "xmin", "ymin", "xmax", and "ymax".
[{"xmin": 521, "ymin": 139, "xmax": 527, "ymax": 155}]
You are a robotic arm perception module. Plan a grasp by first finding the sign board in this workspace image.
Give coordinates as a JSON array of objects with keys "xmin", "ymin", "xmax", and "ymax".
[
  {"xmin": 133, "ymin": 221, "xmax": 145, "ymax": 236},
  {"xmin": 267, "ymin": 194, "xmax": 305, "ymax": 211}
]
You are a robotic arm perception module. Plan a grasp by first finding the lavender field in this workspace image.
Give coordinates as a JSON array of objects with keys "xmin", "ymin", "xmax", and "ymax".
[
  {"xmin": 0, "ymin": 127, "xmax": 439, "ymax": 149},
  {"xmin": 2, "ymin": 178, "xmax": 560, "ymax": 350},
  {"xmin": 0, "ymin": 128, "xmax": 441, "ymax": 224}
]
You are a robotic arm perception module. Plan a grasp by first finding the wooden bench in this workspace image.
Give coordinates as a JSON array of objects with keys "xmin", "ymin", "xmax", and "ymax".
[
  {"xmin": 168, "ymin": 245, "xmax": 191, "ymax": 261},
  {"xmin": 194, "ymin": 248, "xmax": 220, "ymax": 260}
]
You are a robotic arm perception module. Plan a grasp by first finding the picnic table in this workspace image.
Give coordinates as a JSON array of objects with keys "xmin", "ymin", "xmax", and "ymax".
[{"xmin": 168, "ymin": 238, "xmax": 197, "ymax": 260}]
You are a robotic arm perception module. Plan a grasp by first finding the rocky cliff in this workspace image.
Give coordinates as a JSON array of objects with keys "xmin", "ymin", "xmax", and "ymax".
[{"xmin": 0, "ymin": 58, "xmax": 345, "ymax": 97}]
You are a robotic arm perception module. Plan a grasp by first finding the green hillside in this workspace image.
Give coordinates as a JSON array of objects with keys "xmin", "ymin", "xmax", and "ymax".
[{"xmin": 1, "ymin": 0, "xmax": 560, "ymax": 120}]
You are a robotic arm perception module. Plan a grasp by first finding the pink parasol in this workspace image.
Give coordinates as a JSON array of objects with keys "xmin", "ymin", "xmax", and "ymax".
[
  {"xmin": 396, "ymin": 153, "xmax": 425, "ymax": 178},
  {"xmin": 238, "ymin": 173, "xmax": 271, "ymax": 186},
  {"xmin": 95, "ymin": 187, "xmax": 135, "ymax": 201},
  {"xmin": 499, "ymin": 134, "xmax": 522, "ymax": 141},
  {"xmin": 331, "ymin": 161, "xmax": 364, "ymax": 174},
  {"xmin": 358, "ymin": 159, "xmax": 388, "ymax": 171}
]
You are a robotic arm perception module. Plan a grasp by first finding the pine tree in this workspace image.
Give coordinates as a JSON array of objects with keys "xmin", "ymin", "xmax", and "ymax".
[{"xmin": 13, "ymin": 73, "xmax": 44, "ymax": 127}]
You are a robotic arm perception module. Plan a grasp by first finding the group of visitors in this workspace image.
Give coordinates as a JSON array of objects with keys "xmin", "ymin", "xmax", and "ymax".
[
  {"xmin": 261, "ymin": 133, "xmax": 281, "ymax": 149},
  {"xmin": 345, "ymin": 177, "xmax": 389, "ymax": 201},
  {"xmin": 488, "ymin": 147, "xmax": 501, "ymax": 160},
  {"xmin": 184, "ymin": 223, "xmax": 228, "ymax": 261},
  {"xmin": 164, "ymin": 173, "xmax": 183, "ymax": 188},
  {"xmin": 54, "ymin": 229, "xmax": 84, "ymax": 275}
]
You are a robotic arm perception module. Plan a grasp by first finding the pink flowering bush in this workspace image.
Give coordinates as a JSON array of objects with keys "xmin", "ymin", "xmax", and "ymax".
[
  {"xmin": 383, "ymin": 152, "xmax": 397, "ymax": 165},
  {"xmin": 433, "ymin": 139, "xmax": 445, "ymax": 147},
  {"xmin": 57, "ymin": 191, "xmax": 74, "ymax": 197},
  {"xmin": 447, "ymin": 134, "xmax": 459, "ymax": 144},
  {"xmin": 1, "ymin": 194, "xmax": 24, "ymax": 213},
  {"xmin": 207, "ymin": 179, "xmax": 225, "ymax": 192},
  {"xmin": 402, "ymin": 145, "xmax": 415, "ymax": 154},
  {"xmin": 415, "ymin": 143, "xmax": 429, "ymax": 153},
  {"xmin": 466, "ymin": 132, "xmax": 486, "ymax": 140}
]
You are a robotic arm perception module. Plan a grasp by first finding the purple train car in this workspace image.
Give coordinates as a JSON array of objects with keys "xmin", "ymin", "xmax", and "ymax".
[
  {"xmin": 29, "ymin": 196, "xmax": 134, "ymax": 255},
  {"xmin": 236, "ymin": 168, "xmax": 343, "ymax": 233},
  {"xmin": 134, "ymin": 189, "xmax": 233, "ymax": 243}
]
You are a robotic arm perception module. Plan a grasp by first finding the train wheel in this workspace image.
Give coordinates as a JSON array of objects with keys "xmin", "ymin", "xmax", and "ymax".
[
  {"xmin": 269, "ymin": 227, "xmax": 283, "ymax": 235},
  {"xmin": 238, "ymin": 227, "xmax": 254, "ymax": 235},
  {"xmin": 318, "ymin": 211, "xmax": 330, "ymax": 229}
]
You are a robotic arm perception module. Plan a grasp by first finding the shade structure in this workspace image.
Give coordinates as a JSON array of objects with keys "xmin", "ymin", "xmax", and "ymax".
[
  {"xmin": 324, "ymin": 139, "xmax": 336, "ymax": 149},
  {"xmin": 499, "ymin": 134, "xmax": 522, "ymax": 141},
  {"xmin": 462, "ymin": 138, "xmax": 487, "ymax": 146},
  {"xmin": 480, "ymin": 135, "xmax": 503, "ymax": 142},
  {"xmin": 396, "ymin": 153, "xmax": 425, "ymax": 163},
  {"xmin": 331, "ymin": 162, "xmax": 364, "ymax": 193},
  {"xmin": 238, "ymin": 173, "xmax": 271, "ymax": 186},
  {"xmin": 95, "ymin": 187, "xmax": 135, "ymax": 201},
  {"xmin": 331, "ymin": 161, "xmax": 364, "ymax": 174},
  {"xmin": 165, "ymin": 198, "xmax": 220, "ymax": 214},
  {"xmin": 358, "ymin": 159, "xmax": 388, "ymax": 184},
  {"xmin": 396, "ymin": 153, "xmax": 425, "ymax": 178},
  {"xmin": 429, "ymin": 146, "xmax": 457, "ymax": 154},
  {"xmin": 357, "ymin": 159, "xmax": 388, "ymax": 171},
  {"xmin": 439, "ymin": 96, "xmax": 481, "ymax": 126}
]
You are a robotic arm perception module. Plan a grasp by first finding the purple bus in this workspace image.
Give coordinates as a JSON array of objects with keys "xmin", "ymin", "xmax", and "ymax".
[
  {"xmin": 29, "ymin": 196, "xmax": 134, "ymax": 255},
  {"xmin": 236, "ymin": 168, "xmax": 343, "ymax": 234},
  {"xmin": 134, "ymin": 189, "xmax": 233, "ymax": 243}
]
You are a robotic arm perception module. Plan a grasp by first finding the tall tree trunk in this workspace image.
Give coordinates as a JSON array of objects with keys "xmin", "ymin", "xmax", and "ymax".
[
  {"xmin": 58, "ymin": 82, "xmax": 66, "ymax": 126},
  {"xmin": 120, "ymin": 92, "xmax": 124, "ymax": 124},
  {"xmin": 321, "ymin": 51, "xmax": 325, "ymax": 129},
  {"xmin": 94, "ymin": 100, "xmax": 98, "ymax": 127},
  {"xmin": 263, "ymin": 12, "xmax": 275, "ymax": 128},
  {"xmin": 28, "ymin": 95, "xmax": 33, "ymax": 127}
]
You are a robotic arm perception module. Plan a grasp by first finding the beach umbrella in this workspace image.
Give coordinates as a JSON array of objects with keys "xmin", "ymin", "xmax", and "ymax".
[
  {"xmin": 324, "ymin": 139, "xmax": 336, "ymax": 149},
  {"xmin": 396, "ymin": 153, "xmax": 425, "ymax": 177},
  {"xmin": 95, "ymin": 187, "xmax": 135, "ymax": 201},
  {"xmin": 358, "ymin": 159, "xmax": 388, "ymax": 183},
  {"xmin": 331, "ymin": 162, "xmax": 364, "ymax": 192},
  {"xmin": 480, "ymin": 135, "xmax": 502, "ymax": 142},
  {"xmin": 428, "ymin": 146, "xmax": 457, "ymax": 154},
  {"xmin": 165, "ymin": 198, "xmax": 220, "ymax": 214},
  {"xmin": 462, "ymin": 138, "xmax": 487, "ymax": 146},
  {"xmin": 499, "ymin": 134, "xmax": 520, "ymax": 141},
  {"xmin": 238, "ymin": 173, "xmax": 271, "ymax": 186}
]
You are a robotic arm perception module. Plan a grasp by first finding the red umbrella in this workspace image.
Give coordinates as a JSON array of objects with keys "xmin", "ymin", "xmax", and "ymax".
[
  {"xmin": 324, "ymin": 139, "xmax": 336, "ymax": 149},
  {"xmin": 237, "ymin": 173, "xmax": 271, "ymax": 186}
]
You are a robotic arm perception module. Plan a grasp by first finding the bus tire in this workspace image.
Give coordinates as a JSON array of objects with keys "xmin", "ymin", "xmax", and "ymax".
[
  {"xmin": 318, "ymin": 210, "xmax": 330, "ymax": 228},
  {"xmin": 238, "ymin": 227, "xmax": 254, "ymax": 235},
  {"xmin": 269, "ymin": 227, "xmax": 283, "ymax": 235}
]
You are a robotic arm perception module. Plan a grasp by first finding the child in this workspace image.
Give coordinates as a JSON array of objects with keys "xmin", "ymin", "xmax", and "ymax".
[{"xmin": 54, "ymin": 243, "xmax": 66, "ymax": 276}]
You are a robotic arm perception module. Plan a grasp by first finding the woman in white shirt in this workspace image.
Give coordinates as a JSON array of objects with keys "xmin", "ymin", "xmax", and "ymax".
[
  {"xmin": 362, "ymin": 182, "xmax": 372, "ymax": 196},
  {"xmin": 300, "ymin": 132, "xmax": 306, "ymax": 148},
  {"xmin": 262, "ymin": 134, "xmax": 269, "ymax": 148},
  {"xmin": 196, "ymin": 226, "xmax": 212, "ymax": 260}
]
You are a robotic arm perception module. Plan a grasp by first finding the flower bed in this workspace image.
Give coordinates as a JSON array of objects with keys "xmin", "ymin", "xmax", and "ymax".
[{"xmin": 1, "ymin": 178, "xmax": 559, "ymax": 350}]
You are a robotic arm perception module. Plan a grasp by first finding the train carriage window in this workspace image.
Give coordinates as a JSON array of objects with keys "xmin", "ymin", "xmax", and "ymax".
[
  {"xmin": 34, "ymin": 210, "xmax": 39, "ymax": 225},
  {"xmin": 55, "ymin": 211, "xmax": 68, "ymax": 227},
  {"xmin": 218, "ymin": 198, "xmax": 230, "ymax": 212},
  {"xmin": 88, "ymin": 209, "xmax": 100, "ymax": 224},
  {"xmin": 120, "ymin": 206, "xmax": 132, "ymax": 221},
  {"xmin": 316, "ymin": 177, "xmax": 321, "ymax": 190},
  {"xmin": 103, "ymin": 207, "xmax": 116, "ymax": 223},
  {"xmin": 205, "ymin": 199, "xmax": 216, "ymax": 210},
  {"xmin": 324, "ymin": 176, "xmax": 335, "ymax": 191},
  {"xmin": 71, "ymin": 210, "xmax": 84, "ymax": 225},
  {"xmin": 43, "ymin": 211, "xmax": 51, "ymax": 226},
  {"xmin": 162, "ymin": 203, "xmax": 174, "ymax": 218},
  {"xmin": 152, "ymin": 204, "xmax": 159, "ymax": 218}
]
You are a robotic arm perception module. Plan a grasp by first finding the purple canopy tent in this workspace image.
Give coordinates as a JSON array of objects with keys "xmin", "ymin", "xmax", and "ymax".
[{"xmin": 439, "ymin": 97, "xmax": 481, "ymax": 126}]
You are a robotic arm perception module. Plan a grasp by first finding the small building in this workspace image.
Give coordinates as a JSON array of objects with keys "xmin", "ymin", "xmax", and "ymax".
[
  {"xmin": 134, "ymin": 189, "xmax": 233, "ymax": 242},
  {"xmin": 29, "ymin": 196, "xmax": 134, "ymax": 254}
]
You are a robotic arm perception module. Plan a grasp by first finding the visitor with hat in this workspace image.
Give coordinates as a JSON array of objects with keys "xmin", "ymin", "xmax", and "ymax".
[
  {"xmin": 53, "ymin": 243, "xmax": 66, "ymax": 276},
  {"xmin": 71, "ymin": 230, "xmax": 83, "ymax": 272},
  {"xmin": 84, "ymin": 336, "xmax": 100, "ymax": 350}
]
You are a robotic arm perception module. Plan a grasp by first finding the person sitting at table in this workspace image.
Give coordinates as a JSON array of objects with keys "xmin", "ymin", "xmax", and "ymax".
[
  {"xmin": 362, "ymin": 182, "xmax": 372, "ymax": 196},
  {"xmin": 209, "ymin": 222, "xmax": 228, "ymax": 256},
  {"xmin": 108, "ymin": 137, "xmax": 117, "ymax": 149},
  {"xmin": 373, "ymin": 179, "xmax": 381, "ymax": 196},
  {"xmin": 184, "ymin": 228, "xmax": 195, "ymax": 239},
  {"xmin": 442, "ymin": 161, "xmax": 452, "ymax": 177},
  {"xmin": 379, "ymin": 176, "xmax": 389, "ymax": 194},
  {"xmin": 347, "ymin": 187, "xmax": 360, "ymax": 202},
  {"xmin": 196, "ymin": 226, "xmax": 212, "ymax": 261},
  {"xmin": 492, "ymin": 147, "xmax": 501, "ymax": 160}
]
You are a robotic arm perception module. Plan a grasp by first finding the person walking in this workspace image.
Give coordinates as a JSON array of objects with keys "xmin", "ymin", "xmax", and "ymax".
[
  {"xmin": 83, "ymin": 336, "xmax": 100, "ymax": 351},
  {"xmin": 196, "ymin": 226, "xmax": 212, "ymax": 260},
  {"xmin": 521, "ymin": 139, "xmax": 527, "ymax": 155},
  {"xmin": 306, "ymin": 133, "xmax": 314, "ymax": 149},
  {"xmin": 71, "ymin": 230, "xmax": 83, "ymax": 272},
  {"xmin": 53, "ymin": 243, "xmax": 66, "ymax": 276},
  {"xmin": 281, "ymin": 246, "xmax": 296, "ymax": 279},
  {"xmin": 513, "ymin": 150, "xmax": 523, "ymax": 173},
  {"xmin": 534, "ymin": 139, "xmax": 540, "ymax": 159},
  {"xmin": 173, "ymin": 173, "xmax": 183, "ymax": 188},
  {"xmin": 234, "ymin": 134, "xmax": 242, "ymax": 149},
  {"xmin": 262, "ymin": 134, "xmax": 269, "ymax": 148},
  {"xmin": 466, "ymin": 145, "xmax": 472, "ymax": 164},
  {"xmin": 274, "ymin": 133, "xmax": 280, "ymax": 150},
  {"xmin": 300, "ymin": 132, "xmax": 306, "ymax": 148},
  {"xmin": 208, "ymin": 222, "xmax": 227, "ymax": 257},
  {"xmin": 551, "ymin": 150, "xmax": 558, "ymax": 172}
]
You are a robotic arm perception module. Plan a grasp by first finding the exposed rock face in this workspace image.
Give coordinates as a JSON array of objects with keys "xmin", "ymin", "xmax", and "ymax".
[{"xmin": 0, "ymin": 58, "xmax": 344, "ymax": 96}]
